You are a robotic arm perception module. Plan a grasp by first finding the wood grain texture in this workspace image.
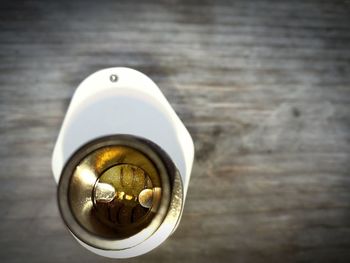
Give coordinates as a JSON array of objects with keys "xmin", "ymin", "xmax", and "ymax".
[{"xmin": 1, "ymin": 0, "xmax": 350, "ymax": 262}]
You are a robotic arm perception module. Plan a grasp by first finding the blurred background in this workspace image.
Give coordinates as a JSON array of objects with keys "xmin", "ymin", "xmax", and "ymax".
[{"xmin": 1, "ymin": 0, "xmax": 350, "ymax": 262}]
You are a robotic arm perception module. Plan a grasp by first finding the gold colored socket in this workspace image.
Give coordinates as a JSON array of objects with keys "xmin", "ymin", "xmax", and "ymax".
[{"xmin": 57, "ymin": 135, "xmax": 183, "ymax": 251}]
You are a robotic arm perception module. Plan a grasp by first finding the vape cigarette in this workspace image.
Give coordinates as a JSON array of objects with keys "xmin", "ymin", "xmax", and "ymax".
[{"xmin": 52, "ymin": 67, "xmax": 194, "ymax": 258}]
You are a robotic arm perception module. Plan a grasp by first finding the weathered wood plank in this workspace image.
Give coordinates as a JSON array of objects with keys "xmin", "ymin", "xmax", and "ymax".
[{"xmin": 0, "ymin": 0, "xmax": 350, "ymax": 262}]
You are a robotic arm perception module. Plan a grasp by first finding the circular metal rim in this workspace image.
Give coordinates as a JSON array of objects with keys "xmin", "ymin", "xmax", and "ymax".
[{"xmin": 57, "ymin": 134, "xmax": 182, "ymax": 250}]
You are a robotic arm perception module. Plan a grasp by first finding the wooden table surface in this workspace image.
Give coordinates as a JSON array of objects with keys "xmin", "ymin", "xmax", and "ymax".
[{"xmin": 1, "ymin": 0, "xmax": 350, "ymax": 262}]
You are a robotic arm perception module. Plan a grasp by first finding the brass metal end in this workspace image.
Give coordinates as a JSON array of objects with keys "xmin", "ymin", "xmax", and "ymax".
[{"xmin": 57, "ymin": 135, "xmax": 183, "ymax": 251}]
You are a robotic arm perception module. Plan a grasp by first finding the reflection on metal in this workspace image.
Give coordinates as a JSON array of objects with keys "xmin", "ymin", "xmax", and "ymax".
[
  {"xmin": 94, "ymin": 183, "xmax": 115, "ymax": 203},
  {"xmin": 139, "ymin": 189, "xmax": 154, "ymax": 208},
  {"xmin": 57, "ymin": 135, "xmax": 183, "ymax": 251}
]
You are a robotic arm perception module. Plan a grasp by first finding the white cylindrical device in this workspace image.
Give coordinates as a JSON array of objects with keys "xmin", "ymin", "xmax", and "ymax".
[{"xmin": 51, "ymin": 67, "xmax": 194, "ymax": 258}]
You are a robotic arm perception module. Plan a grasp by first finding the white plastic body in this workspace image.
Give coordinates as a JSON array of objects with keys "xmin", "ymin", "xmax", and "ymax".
[{"xmin": 51, "ymin": 67, "xmax": 194, "ymax": 258}]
